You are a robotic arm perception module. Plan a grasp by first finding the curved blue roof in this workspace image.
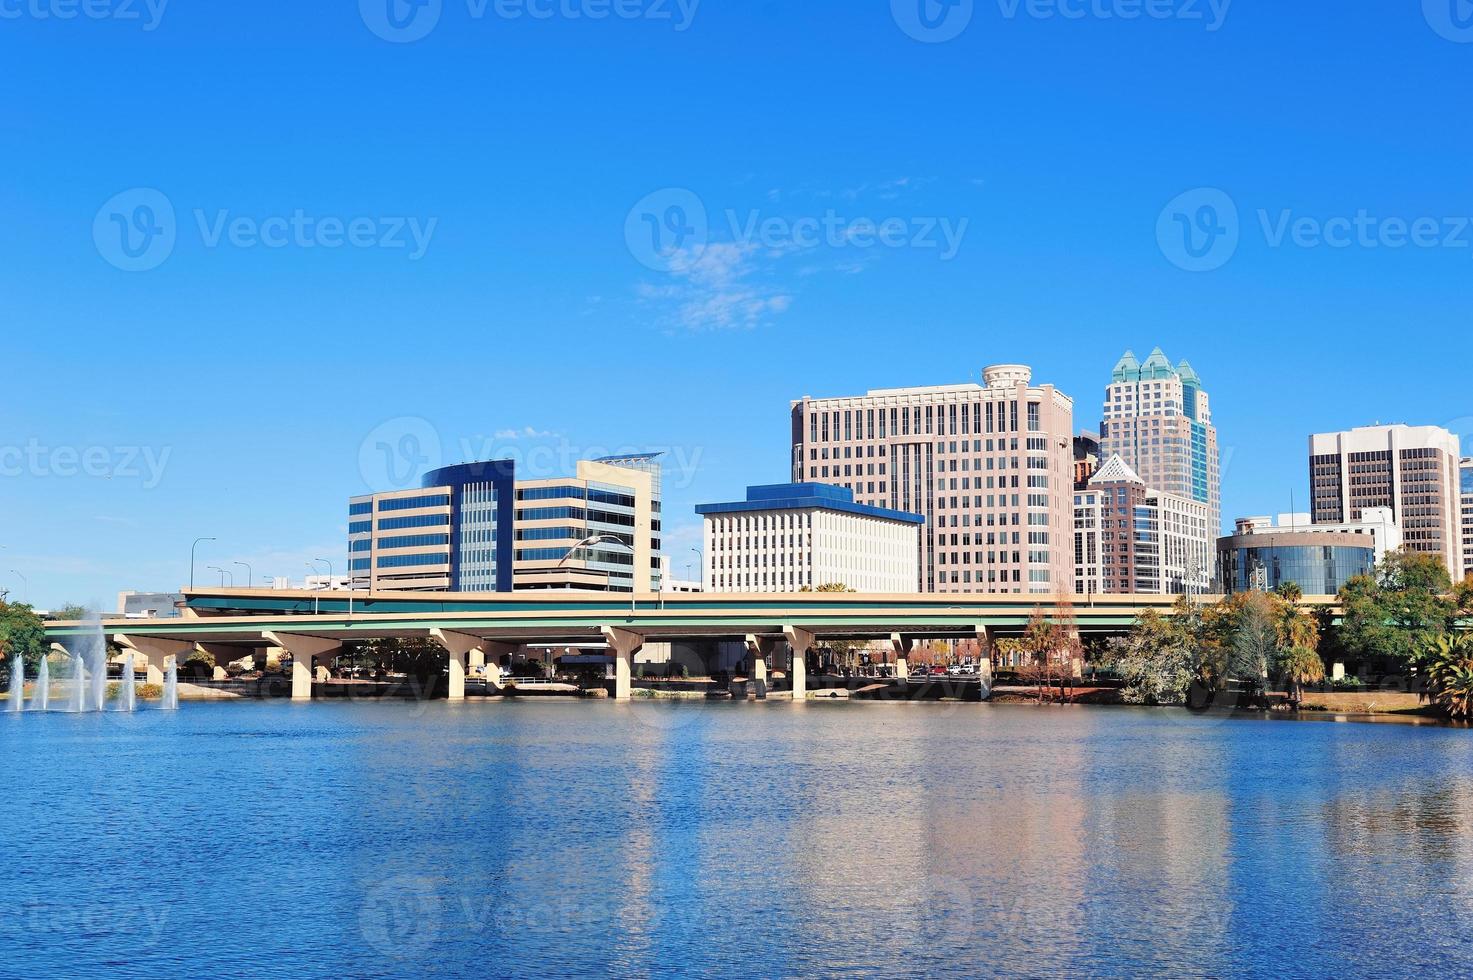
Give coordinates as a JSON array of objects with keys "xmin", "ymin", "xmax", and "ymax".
[{"xmin": 696, "ymin": 483, "xmax": 925, "ymax": 525}]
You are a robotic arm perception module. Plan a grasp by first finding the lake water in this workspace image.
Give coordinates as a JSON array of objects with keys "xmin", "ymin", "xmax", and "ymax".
[{"xmin": 4, "ymin": 701, "xmax": 1472, "ymax": 978}]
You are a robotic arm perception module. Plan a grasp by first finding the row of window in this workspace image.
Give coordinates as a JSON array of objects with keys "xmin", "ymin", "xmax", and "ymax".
[
  {"xmin": 379, "ymin": 494, "xmax": 451, "ymax": 512},
  {"xmin": 806, "ymin": 400, "xmax": 1044, "ymax": 443},
  {"xmin": 515, "ymin": 485, "xmax": 639, "ymax": 508}
]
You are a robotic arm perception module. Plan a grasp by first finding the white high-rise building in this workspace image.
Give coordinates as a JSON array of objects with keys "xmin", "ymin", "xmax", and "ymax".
[
  {"xmin": 697, "ymin": 483, "xmax": 923, "ymax": 594},
  {"xmin": 1309, "ymin": 424, "xmax": 1464, "ymax": 580}
]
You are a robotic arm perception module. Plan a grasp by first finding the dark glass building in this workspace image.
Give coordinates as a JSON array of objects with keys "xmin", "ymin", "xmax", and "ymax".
[
  {"xmin": 350, "ymin": 460, "xmax": 516, "ymax": 593},
  {"xmin": 1215, "ymin": 530, "xmax": 1376, "ymax": 596}
]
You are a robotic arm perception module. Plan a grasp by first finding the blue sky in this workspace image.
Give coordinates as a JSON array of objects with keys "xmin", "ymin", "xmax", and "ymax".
[{"xmin": 3, "ymin": 0, "xmax": 1471, "ymax": 609}]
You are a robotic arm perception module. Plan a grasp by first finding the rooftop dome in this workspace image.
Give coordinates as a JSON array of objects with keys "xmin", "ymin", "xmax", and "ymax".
[{"xmin": 982, "ymin": 364, "xmax": 1033, "ymax": 388}]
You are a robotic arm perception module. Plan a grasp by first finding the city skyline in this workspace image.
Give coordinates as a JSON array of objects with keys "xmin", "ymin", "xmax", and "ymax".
[{"xmin": 5, "ymin": 340, "xmax": 1469, "ymax": 607}]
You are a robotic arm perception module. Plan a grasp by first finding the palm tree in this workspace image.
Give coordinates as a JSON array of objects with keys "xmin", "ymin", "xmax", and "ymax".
[
  {"xmin": 1418, "ymin": 633, "xmax": 1473, "ymax": 720},
  {"xmin": 1274, "ymin": 581, "xmax": 1305, "ymax": 603},
  {"xmin": 1277, "ymin": 645, "xmax": 1325, "ymax": 706}
]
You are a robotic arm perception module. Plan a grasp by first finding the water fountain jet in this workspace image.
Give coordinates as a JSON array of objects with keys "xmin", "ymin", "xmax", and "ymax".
[
  {"xmin": 163, "ymin": 658, "xmax": 178, "ymax": 710},
  {"xmin": 121, "ymin": 654, "xmax": 136, "ymax": 712},
  {"xmin": 35, "ymin": 654, "xmax": 49, "ymax": 711},
  {"xmin": 6, "ymin": 656, "xmax": 20, "ymax": 713}
]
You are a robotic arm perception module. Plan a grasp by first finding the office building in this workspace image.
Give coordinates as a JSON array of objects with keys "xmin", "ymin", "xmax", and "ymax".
[
  {"xmin": 1216, "ymin": 519, "xmax": 1380, "ymax": 596},
  {"xmin": 116, "ymin": 591, "xmax": 182, "ymax": 619},
  {"xmin": 697, "ymin": 483, "xmax": 923, "ymax": 593},
  {"xmin": 1099, "ymin": 348, "xmax": 1220, "ymax": 537},
  {"xmin": 1309, "ymin": 424, "xmax": 1463, "ymax": 579},
  {"xmin": 514, "ymin": 454, "xmax": 663, "ymax": 593},
  {"xmin": 1461, "ymin": 458, "xmax": 1472, "ymax": 580},
  {"xmin": 1073, "ymin": 455, "xmax": 1212, "ymax": 595},
  {"xmin": 349, "ymin": 460, "xmax": 516, "ymax": 592},
  {"xmin": 790, "ymin": 364, "xmax": 1075, "ymax": 594},
  {"xmin": 348, "ymin": 454, "xmax": 662, "ymax": 594},
  {"xmin": 1228, "ymin": 508, "xmax": 1401, "ymax": 567}
]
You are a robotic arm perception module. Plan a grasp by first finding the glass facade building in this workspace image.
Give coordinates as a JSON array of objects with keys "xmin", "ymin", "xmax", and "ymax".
[
  {"xmin": 348, "ymin": 455, "xmax": 662, "ymax": 594},
  {"xmin": 349, "ymin": 460, "xmax": 516, "ymax": 593},
  {"xmin": 1215, "ymin": 531, "xmax": 1376, "ymax": 596}
]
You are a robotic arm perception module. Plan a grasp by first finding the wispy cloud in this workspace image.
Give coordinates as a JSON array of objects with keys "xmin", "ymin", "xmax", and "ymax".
[
  {"xmin": 493, "ymin": 426, "xmax": 559, "ymax": 440},
  {"xmin": 638, "ymin": 242, "xmax": 793, "ymax": 332}
]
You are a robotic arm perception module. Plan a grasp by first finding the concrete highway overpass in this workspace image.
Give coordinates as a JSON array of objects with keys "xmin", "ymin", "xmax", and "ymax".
[{"xmin": 45, "ymin": 588, "xmax": 1343, "ymax": 702}]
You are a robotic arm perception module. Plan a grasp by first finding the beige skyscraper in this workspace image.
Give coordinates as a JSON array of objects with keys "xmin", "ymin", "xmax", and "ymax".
[
  {"xmin": 790, "ymin": 364, "xmax": 1075, "ymax": 594},
  {"xmin": 1099, "ymin": 348, "xmax": 1221, "ymax": 542},
  {"xmin": 1309, "ymin": 424, "xmax": 1463, "ymax": 580}
]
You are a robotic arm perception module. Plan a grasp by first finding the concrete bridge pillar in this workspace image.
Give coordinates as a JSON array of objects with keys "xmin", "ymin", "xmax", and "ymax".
[
  {"xmin": 743, "ymin": 634, "xmax": 776, "ymax": 696},
  {"xmin": 783, "ymin": 625, "xmax": 815, "ymax": 701},
  {"xmin": 891, "ymin": 633, "xmax": 916, "ymax": 681},
  {"xmin": 115, "ymin": 635, "xmax": 195, "ymax": 687},
  {"xmin": 977, "ymin": 625, "xmax": 1000, "ymax": 668},
  {"xmin": 978, "ymin": 656, "xmax": 994, "ymax": 700},
  {"xmin": 601, "ymin": 626, "xmax": 643, "ymax": 701},
  {"xmin": 264, "ymin": 632, "xmax": 340, "ymax": 701},
  {"xmin": 430, "ymin": 629, "xmax": 495, "ymax": 701}
]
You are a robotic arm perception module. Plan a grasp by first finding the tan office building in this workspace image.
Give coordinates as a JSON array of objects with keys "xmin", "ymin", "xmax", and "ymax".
[
  {"xmin": 1461, "ymin": 457, "xmax": 1472, "ymax": 581},
  {"xmin": 1309, "ymin": 424, "xmax": 1464, "ymax": 579},
  {"xmin": 790, "ymin": 364, "xmax": 1075, "ymax": 594}
]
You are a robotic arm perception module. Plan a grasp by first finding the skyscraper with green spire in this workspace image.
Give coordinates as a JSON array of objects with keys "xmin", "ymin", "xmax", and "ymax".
[{"xmin": 1099, "ymin": 348, "xmax": 1221, "ymax": 585}]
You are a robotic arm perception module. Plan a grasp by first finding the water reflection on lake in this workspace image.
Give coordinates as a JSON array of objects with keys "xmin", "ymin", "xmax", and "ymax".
[{"xmin": 4, "ymin": 702, "xmax": 1471, "ymax": 978}]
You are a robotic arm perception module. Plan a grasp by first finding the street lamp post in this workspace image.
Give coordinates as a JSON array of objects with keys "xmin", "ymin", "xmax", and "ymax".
[
  {"xmin": 313, "ymin": 559, "xmax": 333, "ymax": 617},
  {"xmin": 557, "ymin": 533, "xmax": 636, "ymax": 615},
  {"xmin": 306, "ymin": 563, "xmax": 319, "ymax": 615},
  {"xmin": 190, "ymin": 537, "xmax": 217, "ymax": 590},
  {"xmin": 234, "ymin": 561, "xmax": 252, "ymax": 589},
  {"xmin": 690, "ymin": 547, "xmax": 703, "ymax": 590},
  {"xmin": 208, "ymin": 566, "xmax": 231, "ymax": 587}
]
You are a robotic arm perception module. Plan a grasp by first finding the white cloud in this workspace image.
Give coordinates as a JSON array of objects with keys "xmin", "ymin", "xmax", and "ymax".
[
  {"xmin": 493, "ymin": 427, "xmax": 558, "ymax": 440},
  {"xmin": 639, "ymin": 241, "xmax": 793, "ymax": 332}
]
